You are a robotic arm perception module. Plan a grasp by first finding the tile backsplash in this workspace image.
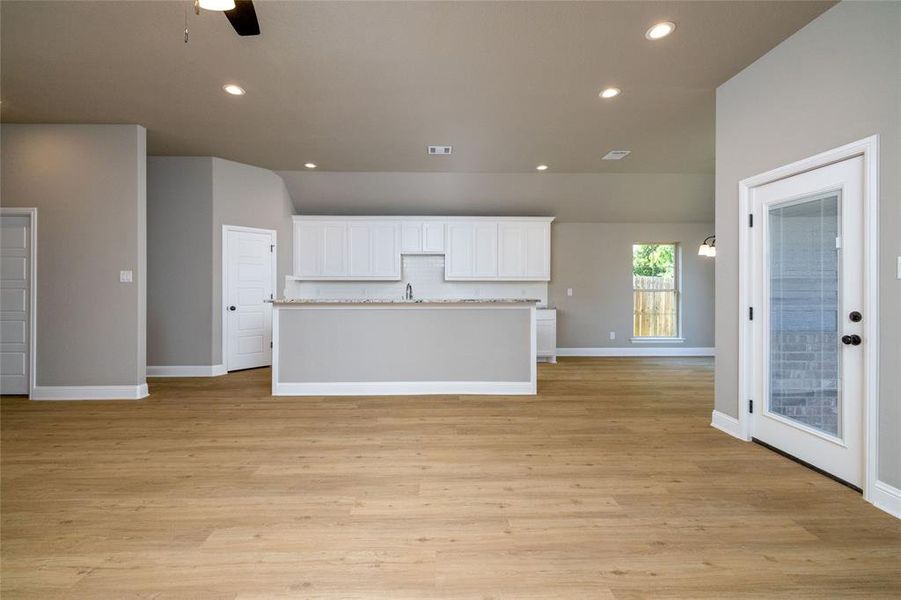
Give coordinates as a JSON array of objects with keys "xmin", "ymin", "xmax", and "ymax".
[{"xmin": 285, "ymin": 255, "xmax": 548, "ymax": 305}]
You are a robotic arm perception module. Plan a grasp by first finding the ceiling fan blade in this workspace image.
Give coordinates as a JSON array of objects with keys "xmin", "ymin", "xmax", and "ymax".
[{"xmin": 224, "ymin": 0, "xmax": 260, "ymax": 36}]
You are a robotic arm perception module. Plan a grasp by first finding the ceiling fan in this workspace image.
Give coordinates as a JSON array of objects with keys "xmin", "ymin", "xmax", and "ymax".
[{"xmin": 195, "ymin": 0, "xmax": 260, "ymax": 36}]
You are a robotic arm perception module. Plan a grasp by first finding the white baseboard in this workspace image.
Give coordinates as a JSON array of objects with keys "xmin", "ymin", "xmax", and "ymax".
[
  {"xmin": 31, "ymin": 383, "xmax": 149, "ymax": 401},
  {"xmin": 147, "ymin": 364, "xmax": 227, "ymax": 377},
  {"xmin": 710, "ymin": 409, "xmax": 745, "ymax": 440},
  {"xmin": 869, "ymin": 480, "xmax": 901, "ymax": 519},
  {"xmin": 273, "ymin": 380, "xmax": 536, "ymax": 396},
  {"xmin": 557, "ymin": 347, "xmax": 714, "ymax": 357}
]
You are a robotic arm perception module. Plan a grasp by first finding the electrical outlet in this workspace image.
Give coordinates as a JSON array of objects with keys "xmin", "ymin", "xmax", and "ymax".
[
  {"xmin": 567, "ymin": 288, "xmax": 573, "ymax": 297},
  {"xmin": 609, "ymin": 331, "xmax": 616, "ymax": 340},
  {"xmin": 119, "ymin": 270, "xmax": 133, "ymax": 283},
  {"xmin": 897, "ymin": 256, "xmax": 901, "ymax": 279}
]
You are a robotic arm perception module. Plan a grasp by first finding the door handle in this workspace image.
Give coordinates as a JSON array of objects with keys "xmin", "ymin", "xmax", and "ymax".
[
  {"xmin": 841, "ymin": 334, "xmax": 861, "ymax": 346},
  {"xmin": 228, "ymin": 305, "xmax": 237, "ymax": 311}
]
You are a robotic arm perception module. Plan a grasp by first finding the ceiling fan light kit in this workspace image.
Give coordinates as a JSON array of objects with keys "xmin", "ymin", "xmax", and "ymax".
[
  {"xmin": 191, "ymin": 0, "xmax": 260, "ymax": 37},
  {"xmin": 198, "ymin": 0, "xmax": 235, "ymax": 11}
]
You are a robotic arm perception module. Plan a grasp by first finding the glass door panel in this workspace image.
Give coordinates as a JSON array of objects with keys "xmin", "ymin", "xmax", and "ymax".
[{"xmin": 767, "ymin": 193, "xmax": 841, "ymax": 437}]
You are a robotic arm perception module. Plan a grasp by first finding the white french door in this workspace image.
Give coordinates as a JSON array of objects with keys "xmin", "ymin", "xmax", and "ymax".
[
  {"xmin": 224, "ymin": 227, "xmax": 276, "ymax": 372},
  {"xmin": 750, "ymin": 156, "xmax": 864, "ymax": 488}
]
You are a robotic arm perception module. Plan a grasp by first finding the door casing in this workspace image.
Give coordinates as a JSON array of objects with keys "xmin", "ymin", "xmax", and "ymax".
[{"xmin": 736, "ymin": 135, "xmax": 879, "ymax": 504}]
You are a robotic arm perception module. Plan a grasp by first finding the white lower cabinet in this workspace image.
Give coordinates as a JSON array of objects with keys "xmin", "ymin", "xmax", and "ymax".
[{"xmin": 536, "ymin": 308, "xmax": 557, "ymax": 363}]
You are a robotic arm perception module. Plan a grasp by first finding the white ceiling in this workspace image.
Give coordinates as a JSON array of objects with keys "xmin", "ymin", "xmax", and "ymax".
[{"xmin": 1, "ymin": 1, "xmax": 833, "ymax": 174}]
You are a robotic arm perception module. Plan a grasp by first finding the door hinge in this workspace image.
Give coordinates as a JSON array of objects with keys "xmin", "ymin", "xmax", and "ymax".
[
  {"xmin": 749, "ymin": 399, "xmax": 754, "ymax": 414},
  {"xmin": 270, "ymin": 244, "xmax": 275, "ymax": 252},
  {"xmin": 270, "ymin": 293, "xmax": 274, "ymax": 300},
  {"xmin": 749, "ymin": 306, "xmax": 754, "ymax": 320},
  {"xmin": 749, "ymin": 214, "xmax": 754, "ymax": 227},
  {"xmin": 270, "ymin": 341, "xmax": 273, "ymax": 349}
]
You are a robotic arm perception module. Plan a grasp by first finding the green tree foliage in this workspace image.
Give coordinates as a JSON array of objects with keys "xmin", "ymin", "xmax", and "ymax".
[{"xmin": 632, "ymin": 244, "xmax": 675, "ymax": 277}]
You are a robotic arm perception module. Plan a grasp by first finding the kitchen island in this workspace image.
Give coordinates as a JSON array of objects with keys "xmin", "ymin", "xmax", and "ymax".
[{"xmin": 271, "ymin": 299, "xmax": 538, "ymax": 396}]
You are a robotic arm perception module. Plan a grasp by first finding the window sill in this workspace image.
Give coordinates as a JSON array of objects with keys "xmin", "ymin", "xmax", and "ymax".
[{"xmin": 630, "ymin": 337, "xmax": 685, "ymax": 344}]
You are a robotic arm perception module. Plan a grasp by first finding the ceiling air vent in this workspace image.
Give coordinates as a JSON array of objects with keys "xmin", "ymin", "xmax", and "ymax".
[
  {"xmin": 428, "ymin": 145, "xmax": 453, "ymax": 155},
  {"xmin": 602, "ymin": 150, "xmax": 631, "ymax": 160}
]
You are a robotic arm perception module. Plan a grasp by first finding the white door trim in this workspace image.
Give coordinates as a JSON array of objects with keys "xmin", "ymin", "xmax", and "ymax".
[
  {"xmin": 735, "ymin": 135, "xmax": 881, "ymax": 508},
  {"xmin": 221, "ymin": 225, "xmax": 277, "ymax": 372},
  {"xmin": 1, "ymin": 207, "xmax": 37, "ymax": 398}
]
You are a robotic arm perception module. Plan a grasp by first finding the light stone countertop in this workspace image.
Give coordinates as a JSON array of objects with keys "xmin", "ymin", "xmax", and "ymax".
[{"xmin": 270, "ymin": 298, "xmax": 540, "ymax": 305}]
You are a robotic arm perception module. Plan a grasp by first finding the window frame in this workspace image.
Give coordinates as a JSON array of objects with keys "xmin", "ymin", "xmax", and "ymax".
[{"xmin": 630, "ymin": 242, "xmax": 684, "ymax": 343}]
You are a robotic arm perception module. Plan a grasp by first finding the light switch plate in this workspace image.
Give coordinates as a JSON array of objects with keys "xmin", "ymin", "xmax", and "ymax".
[
  {"xmin": 897, "ymin": 256, "xmax": 901, "ymax": 279},
  {"xmin": 119, "ymin": 270, "xmax": 133, "ymax": 283}
]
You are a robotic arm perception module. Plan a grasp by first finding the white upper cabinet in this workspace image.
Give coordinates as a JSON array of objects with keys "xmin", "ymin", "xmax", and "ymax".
[
  {"xmin": 294, "ymin": 216, "xmax": 551, "ymax": 281},
  {"xmin": 498, "ymin": 221, "xmax": 550, "ymax": 280},
  {"xmin": 295, "ymin": 220, "xmax": 348, "ymax": 278},
  {"xmin": 401, "ymin": 223, "xmax": 422, "ymax": 253},
  {"xmin": 446, "ymin": 221, "xmax": 500, "ymax": 280},
  {"xmin": 293, "ymin": 218, "xmax": 399, "ymax": 280},
  {"xmin": 422, "ymin": 222, "xmax": 445, "ymax": 253},
  {"xmin": 473, "ymin": 222, "xmax": 499, "ymax": 278},
  {"xmin": 401, "ymin": 221, "xmax": 445, "ymax": 254},
  {"xmin": 445, "ymin": 222, "xmax": 475, "ymax": 278},
  {"xmin": 370, "ymin": 222, "xmax": 400, "ymax": 276}
]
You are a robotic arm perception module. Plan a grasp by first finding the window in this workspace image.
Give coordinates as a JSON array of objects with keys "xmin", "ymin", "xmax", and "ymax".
[{"xmin": 632, "ymin": 243, "xmax": 680, "ymax": 339}]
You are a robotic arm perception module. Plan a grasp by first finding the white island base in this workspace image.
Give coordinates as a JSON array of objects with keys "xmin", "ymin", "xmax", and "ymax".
[{"xmin": 271, "ymin": 299, "xmax": 537, "ymax": 396}]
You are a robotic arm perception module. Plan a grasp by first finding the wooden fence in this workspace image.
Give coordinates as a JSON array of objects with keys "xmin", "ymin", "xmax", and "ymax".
[{"xmin": 633, "ymin": 275, "xmax": 677, "ymax": 337}]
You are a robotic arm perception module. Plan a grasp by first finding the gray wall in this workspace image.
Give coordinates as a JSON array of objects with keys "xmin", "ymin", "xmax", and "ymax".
[
  {"xmin": 550, "ymin": 222, "xmax": 715, "ymax": 349},
  {"xmin": 146, "ymin": 156, "xmax": 294, "ymax": 368},
  {"xmin": 0, "ymin": 124, "xmax": 147, "ymax": 386},
  {"xmin": 211, "ymin": 158, "xmax": 295, "ymax": 365},
  {"xmin": 147, "ymin": 157, "xmax": 214, "ymax": 366},
  {"xmin": 715, "ymin": 1, "xmax": 900, "ymax": 486},
  {"xmin": 280, "ymin": 171, "xmax": 713, "ymax": 223}
]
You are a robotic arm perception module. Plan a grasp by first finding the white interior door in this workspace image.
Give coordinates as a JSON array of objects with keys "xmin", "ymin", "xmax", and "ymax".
[
  {"xmin": 225, "ymin": 228, "xmax": 275, "ymax": 372},
  {"xmin": 1, "ymin": 215, "xmax": 31, "ymax": 394},
  {"xmin": 751, "ymin": 156, "xmax": 864, "ymax": 487}
]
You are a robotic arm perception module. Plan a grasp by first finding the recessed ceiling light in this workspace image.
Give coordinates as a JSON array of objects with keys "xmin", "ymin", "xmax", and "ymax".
[
  {"xmin": 645, "ymin": 21, "xmax": 676, "ymax": 40},
  {"xmin": 536, "ymin": 164, "xmax": 549, "ymax": 171},
  {"xmin": 304, "ymin": 163, "xmax": 317, "ymax": 169},
  {"xmin": 223, "ymin": 84, "xmax": 245, "ymax": 96},
  {"xmin": 599, "ymin": 87, "xmax": 621, "ymax": 99},
  {"xmin": 199, "ymin": 0, "xmax": 236, "ymax": 10}
]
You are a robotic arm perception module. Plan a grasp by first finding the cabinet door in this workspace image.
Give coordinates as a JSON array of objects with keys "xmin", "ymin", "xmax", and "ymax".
[
  {"xmin": 498, "ymin": 223, "xmax": 526, "ymax": 277},
  {"xmin": 473, "ymin": 222, "xmax": 498, "ymax": 278},
  {"xmin": 523, "ymin": 222, "xmax": 550, "ymax": 279},
  {"xmin": 401, "ymin": 223, "xmax": 422, "ymax": 253},
  {"xmin": 422, "ymin": 222, "xmax": 445, "ymax": 253},
  {"xmin": 537, "ymin": 321, "xmax": 556, "ymax": 355},
  {"xmin": 295, "ymin": 221, "xmax": 323, "ymax": 277},
  {"xmin": 445, "ymin": 223, "xmax": 474, "ymax": 278},
  {"xmin": 498, "ymin": 221, "xmax": 550, "ymax": 280},
  {"xmin": 371, "ymin": 222, "xmax": 400, "ymax": 277},
  {"xmin": 347, "ymin": 223, "xmax": 372, "ymax": 276},
  {"xmin": 321, "ymin": 223, "xmax": 348, "ymax": 276}
]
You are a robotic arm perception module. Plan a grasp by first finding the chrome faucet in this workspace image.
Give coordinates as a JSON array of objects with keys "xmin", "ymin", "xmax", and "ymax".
[{"xmin": 405, "ymin": 283, "xmax": 413, "ymax": 300}]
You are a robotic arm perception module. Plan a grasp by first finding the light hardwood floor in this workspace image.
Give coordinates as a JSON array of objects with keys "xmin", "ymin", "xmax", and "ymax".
[{"xmin": 2, "ymin": 358, "xmax": 899, "ymax": 599}]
